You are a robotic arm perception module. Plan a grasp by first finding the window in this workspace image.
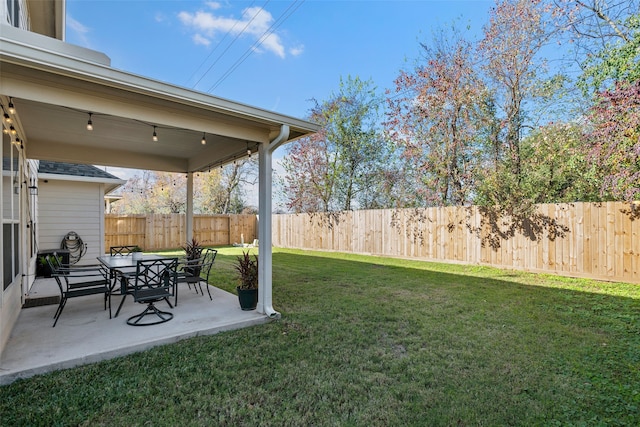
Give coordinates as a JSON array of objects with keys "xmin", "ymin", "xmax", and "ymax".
[
  {"xmin": 5, "ymin": 0, "xmax": 20, "ymax": 28},
  {"xmin": 2, "ymin": 133, "xmax": 20, "ymax": 290}
]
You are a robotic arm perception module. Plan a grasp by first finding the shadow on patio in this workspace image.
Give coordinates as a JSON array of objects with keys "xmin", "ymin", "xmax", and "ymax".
[{"xmin": 0, "ymin": 277, "xmax": 269, "ymax": 385}]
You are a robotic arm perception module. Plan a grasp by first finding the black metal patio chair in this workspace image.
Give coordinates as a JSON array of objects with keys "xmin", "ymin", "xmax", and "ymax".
[
  {"xmin": 107, "ymin": 246, "xmax": 139, "ymax": 309},
  {"xmin": 125, "ymin": 257, "xmax": 178, "ymax": 326},
  {"xmin": 109, "ymin": 245, "xmax": 139, "ymax": 256},
  {"xmin": 46, "ymin": 254, "xmax": 110, "ymax": 327},
  {"xmin": 176, "ymin": 248, "xmax": 217, "ymax": 305}
]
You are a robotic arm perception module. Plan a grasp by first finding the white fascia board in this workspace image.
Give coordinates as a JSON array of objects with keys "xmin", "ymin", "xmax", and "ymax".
[
  {"xmin": 0, "ymin": 23, "xmax": 110, "ymax": 65},
  {"xmin": 38, "ymin": 173, "xmax": 126, "ymax": 187}
]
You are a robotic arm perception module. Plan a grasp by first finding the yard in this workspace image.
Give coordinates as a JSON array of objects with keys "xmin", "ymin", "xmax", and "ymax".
[{"xmin": 1, "ymin": 247, "xmax": 638, "ymax": 426}]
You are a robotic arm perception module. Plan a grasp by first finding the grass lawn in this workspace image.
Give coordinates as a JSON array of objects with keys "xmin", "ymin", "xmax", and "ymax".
[{"xmin": 1, "ymin": 247, "xmax": 639, "ymax": 426}]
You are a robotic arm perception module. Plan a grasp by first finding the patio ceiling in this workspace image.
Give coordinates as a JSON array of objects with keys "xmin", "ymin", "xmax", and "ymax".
[{"xmin": 0, "ymin": 25, "xmax": 319, "ymax": 173}]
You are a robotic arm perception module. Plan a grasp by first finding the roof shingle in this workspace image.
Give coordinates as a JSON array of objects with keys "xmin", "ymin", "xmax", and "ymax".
[{"xmin": 38, "ymin": 161, "xmax": 122, "ymax": 180}]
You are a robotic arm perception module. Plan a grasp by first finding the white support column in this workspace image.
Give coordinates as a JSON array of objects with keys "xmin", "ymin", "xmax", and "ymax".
[
  {"xmin": 257, "ymin": 142, "xmax": 272, "ymax": 315},
  {"xmin": 257, "ymin": 125, "xmax": 289, "ymax": 318},
  {"xmin": 186, "ymin": 172, "xmax": 194, "ymax": 242}
]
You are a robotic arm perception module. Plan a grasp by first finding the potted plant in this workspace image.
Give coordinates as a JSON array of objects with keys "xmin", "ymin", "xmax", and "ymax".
[
  {"xmin": 37, "ymin": 254, "xmax": 61, "ymax": 278},
  {"xmin": 235, "ymin": 251, "xmax": 258, "ymax": 310},
  {"xmin": 181, "ymin": 238, "xmax": 203, "ymax": 262},
  {"xmin": 180, "ymin": 238, "xmax": 203, "ymax": 276}
]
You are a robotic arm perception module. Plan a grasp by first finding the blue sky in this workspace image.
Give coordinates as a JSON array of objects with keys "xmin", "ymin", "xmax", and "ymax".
[
  {"xmin": 66, "ymin": 0, "xmax": 494, "ymax": 206},
  {"xmin": 66, "ymin": 0, "xmax": 494, "ymax": 119}
]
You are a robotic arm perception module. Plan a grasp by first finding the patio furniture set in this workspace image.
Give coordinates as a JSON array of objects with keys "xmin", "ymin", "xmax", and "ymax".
[{"xmin": 44, "ymin": 246, "xmax": 216, "ymax": 327}]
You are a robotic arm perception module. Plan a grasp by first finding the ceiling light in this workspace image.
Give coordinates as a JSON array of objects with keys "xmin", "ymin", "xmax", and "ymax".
[
  {"xmin": 86, "ymin": 113, "xmax": 93, "ymax": 131},
  {"xmin": 201, "ymin": 132, "xmax": 206, "ymax": 145},
  {"xmin": 9, "ymin": 125, "xmax": 16, "ymax": 135},
  {"xmin": 3, "ymin": 113, "xmax": 11, "ymax": 124},
  {"xmin": 7, "ymin": 98, "xmax": 15, "ymax": 114},
  {"xmin": 152, "ymin": 126, "xmax": 158, "ymax": 142}
]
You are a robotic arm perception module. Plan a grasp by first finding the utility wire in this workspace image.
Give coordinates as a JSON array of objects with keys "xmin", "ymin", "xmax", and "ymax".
[
  {"xmin": 192, "ymin": 1, "xmax": 271, "ymax": 89},
  {"xmin": 207, "ymin": 0, "xmax": 304, "ymax": 93},
  {"xmin": 186, "ymin": 0, "xmax": 258, "ymax": 88}
]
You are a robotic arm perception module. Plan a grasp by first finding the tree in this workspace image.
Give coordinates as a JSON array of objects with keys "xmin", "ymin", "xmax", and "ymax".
[
  {"xmin": 281, "ymin": 76, "xmax": 389, "ymax": 212},
  {"xmin": 154, "ymin": 171, "xmax": 187, "ymax": 213},
  {"xmin": 552, "ymin": 0, "xmax": 640, "ymax": 94},
  {"xmin": 356, "ymin": 148, "xmax": 418, "ymax": 209},
  {"xmin": 385, "ymin": 28, "xmax": 488, "ymax": 206},
  {"xmin": 519, "ymin": 122, "xmax": 602, "ymax": 203},
  {"xmin": 281, "ymin": 125, "xmax": 337, "ymax": 212},
  {"xmin": 196, "ymin": 161, "xmax": 255, "ymax": 214},
  {"xmin": 586, "ymin": 80, "xmax": 640, "ymax": 201},
  {"xmin": 219, "ymin": 160, "xmax": 256, "ymax": 214},
  {"xmin": 115, "ymin": 171, "xmax": 186, "ymax": 214},
  {"xmin": 549, "ymin": 2, "xmax": 640, "ymax": 201},
  {"xmin": 112, "ymin": 163, "xmax": 254, "ymax": 214},
  {"xmin": 471, "ymin": 0, "xmax": 571, "ymax": 216},
  {"xmin": 478, "ymin": 0, "xmax": 558, "ymax": 180}
]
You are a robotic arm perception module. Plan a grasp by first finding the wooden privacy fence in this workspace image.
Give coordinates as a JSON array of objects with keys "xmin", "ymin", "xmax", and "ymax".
[
  {"xmin": 272, "ymin": 202, "xmax": 640, "ymax": 284},
  {"xmin": 105, "ymin": 214, "xmax": 257, "ymax": 251}
]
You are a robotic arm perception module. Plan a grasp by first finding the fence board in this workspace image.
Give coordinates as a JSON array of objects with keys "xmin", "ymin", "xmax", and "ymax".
[
  {"xmin": 105, "ymin": 214, "xmax": 256, "ymax": 251},
  {"xmin": 272, "ymin": 202, "xmax": 640, "ymax": 284}
]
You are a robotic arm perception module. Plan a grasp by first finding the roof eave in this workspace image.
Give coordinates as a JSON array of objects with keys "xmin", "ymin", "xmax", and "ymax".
[{"xmin": 0, "ymin": 24, "xmax": 320, "ymax": 136}]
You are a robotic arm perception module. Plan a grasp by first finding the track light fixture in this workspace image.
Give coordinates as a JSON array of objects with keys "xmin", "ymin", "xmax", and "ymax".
[
  {"xmin": 201, "ymin": 132, "xmax": 206, "ymax": 145},
  {"xmin": 152, "ymin": 126, "xmax": 158, "ymax": 142},
  {"xmin": 7, "ymin": 98, "xmax": 15, "ymax": 114},
  {"xmin": 86, "ymin": 113, "xmax": 93, "ymax": 131}
]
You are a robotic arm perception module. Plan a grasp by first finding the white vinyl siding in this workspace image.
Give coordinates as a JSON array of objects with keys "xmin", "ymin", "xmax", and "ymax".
[{"xmin": 38, "ymin": 180, "xmax": 104, "ymax": 265}]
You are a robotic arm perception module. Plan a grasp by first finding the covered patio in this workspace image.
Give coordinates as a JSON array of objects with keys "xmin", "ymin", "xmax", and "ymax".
[
  {"xmin": 0, "ymin": 21, "xmax": 318, "ymax": 382},
  {"xmin": 0, "ymin": 274, "xmax": 266, "ymax": 385}
]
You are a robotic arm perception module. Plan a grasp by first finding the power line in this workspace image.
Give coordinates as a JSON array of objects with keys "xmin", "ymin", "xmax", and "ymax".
[
  {"xmin": 207, "ymin": 0, "xmax": 304, "ymax": 94},
  {"xmin": 185, "ymin": 0, "xmax": 259, "ymax": 88},
  {"xmin": 191, "ymin": 1, "xmax": 272, "ymax": 90}
]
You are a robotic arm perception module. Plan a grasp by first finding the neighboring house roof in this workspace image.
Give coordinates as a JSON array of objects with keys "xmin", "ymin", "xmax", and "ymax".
[
  {"xmin": 38, "ymin": 161, "xmax": 120, "ymax": 180},
  {"xmin": 38, "ymin": 161, "xmax": 126, "ymax": 194}
]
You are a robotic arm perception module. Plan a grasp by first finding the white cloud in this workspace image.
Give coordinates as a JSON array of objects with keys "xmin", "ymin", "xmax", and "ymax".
[
  {"xmin": 289, "ymin": 45, "xmax": 304, "ymax": 56},
  {"xmin": 177, "ymin": 5, "xmax": 293, "ymax": 58},
  {"xmin": 193, "ymin": 33, "xmax": 211, "ymax": 46},
  {"xmin": 204, "ymin": 1, "xmax": 222, "ymax": 10},
  {"xmin": 67, "ymin": 15, "xmax": 91, "ymax": 47}
]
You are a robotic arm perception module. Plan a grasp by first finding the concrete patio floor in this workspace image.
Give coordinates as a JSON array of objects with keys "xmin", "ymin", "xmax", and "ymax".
[{"xmin": 0, "ymin": 277, "xmax": 269, "ymax": 385}]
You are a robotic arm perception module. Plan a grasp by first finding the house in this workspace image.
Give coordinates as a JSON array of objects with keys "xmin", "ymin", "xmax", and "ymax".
[
  {"xmin": 36, "ymin": 161, "xmax": 125, "ymax": 270},
  {"xmin": 0, "ymin": 0, "xmax": 319, "ymax": 355}
]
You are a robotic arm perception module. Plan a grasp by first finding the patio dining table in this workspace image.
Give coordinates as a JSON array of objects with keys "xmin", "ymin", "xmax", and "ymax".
[
  {"xmin": 97, "ymin": 254, "xmax": 170, "ymax": 318},
  {"xmin": 97, "ymin": 253, "xmax": 168, "ymax": 271}
]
